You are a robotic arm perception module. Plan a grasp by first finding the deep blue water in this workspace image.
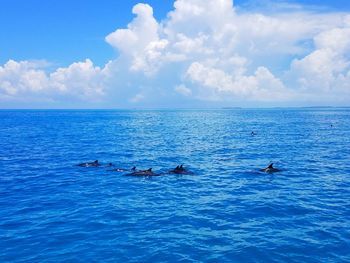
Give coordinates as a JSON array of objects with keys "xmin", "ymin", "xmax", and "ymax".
[{"xmin": 1, "ymin": 109, "xmax": 350, "ymax": 262}]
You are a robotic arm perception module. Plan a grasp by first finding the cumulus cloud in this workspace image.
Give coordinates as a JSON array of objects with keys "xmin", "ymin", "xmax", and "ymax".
[
  {"xmin": 105, "ymin": 3, "xmax": 167, "ymax": 75},
  {"xmin": 0, "ymin": 59, "xmax": 107, "ymax": 103},
  {"xmin": 1, "ymin": 0, "xmax": 350, "ymax": 107},
  {"xmin": 50, "ymin": 59, "xmax": 106, "ymax": 99},
  {"xmin": 287, "ymin": 16, "xmax": 350, "ymax": 102},
  {"xmin": 102, "ymin": 0, "xmax": 349, "ymax": 105},
  {"xmin": 106, "ymin": 4, "xmax": 159, "ymax": 54},
  {"xmin": 186, "ymin": 62, "xmax": 289, "ymax": 101},
  {"xmin": 0, "ymin": 60, "xmax": 48, "ymax": 96}
]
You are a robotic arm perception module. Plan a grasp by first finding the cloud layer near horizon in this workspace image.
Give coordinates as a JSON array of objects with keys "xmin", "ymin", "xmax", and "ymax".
[{"xmin": 1, "ymin": 0, "xmax": 350, "ymax": 107}]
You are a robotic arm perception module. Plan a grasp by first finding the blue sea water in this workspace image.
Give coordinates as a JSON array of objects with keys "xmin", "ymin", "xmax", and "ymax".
[{"xmin": 0, "ymin": 108, "xmax": 349, "ymax": 262}]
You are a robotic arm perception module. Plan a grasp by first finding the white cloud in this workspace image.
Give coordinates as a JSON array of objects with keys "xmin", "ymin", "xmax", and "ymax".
[
  {"xmin": 0, "ymin": 59, "xmax": 106, "ymax": 102},
  {"xmin": 105, "ymin": 3, "xmax": 165, "ymax": 75},
  {"xmin": 50, "ymin": 59, "xmax": 106, "ymax": 99},
  {"xmin": 175, "ymin": 84, "xmax": 192, "ymax": 96},
  {"xmin": 106, "ymin": 3, "xmax": 159, "ymax": 54},
  {"xmin": 102, "ymin": 0, "xmax": 349, "ymax": 105},
  {"xmin": 1, "ymin": 0, "xmax": 350, "ymax": 107},
  {"xmin": 287, "ymin": 16, "xmax": 350, "ymax": 101},
  {"xmin": 0, "ymin": 60, "xmax": 49, "ymax": 95},
  {"xmin": 186, "ymin": 62, "xmax": 290, "ymax": 101}
]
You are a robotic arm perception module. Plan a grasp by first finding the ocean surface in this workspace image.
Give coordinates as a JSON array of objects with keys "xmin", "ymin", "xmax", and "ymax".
[{"xmin": 0, "ymin": 108, "xmax": 349, "ymax": 262}]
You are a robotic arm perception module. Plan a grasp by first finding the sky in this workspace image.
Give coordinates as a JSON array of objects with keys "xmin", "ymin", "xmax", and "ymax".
[{"xmin": 0, "ymin": 0, "xmax": 350, "ymax": 108}]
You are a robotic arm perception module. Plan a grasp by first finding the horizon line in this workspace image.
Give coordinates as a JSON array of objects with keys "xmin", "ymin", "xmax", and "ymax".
[{"xmin": 1, "ymin": 106, "xmax": 350, "ymax": 111}]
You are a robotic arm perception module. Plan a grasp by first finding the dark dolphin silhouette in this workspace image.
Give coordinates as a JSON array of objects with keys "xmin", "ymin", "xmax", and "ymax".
[
  {"xmin": 77, "ymin": 160, "xmax": 100, "ymax": 167},
  {"xmin": 259, "ymin": 163, "xmax": 281, "ymax": 173},
  {"xmin": 170, "ymin": 164, "xmax": 193, "ymax": 175},
  {"xmin": 125, "ymin": 168, "xmax": 159, "ymax": 176}
]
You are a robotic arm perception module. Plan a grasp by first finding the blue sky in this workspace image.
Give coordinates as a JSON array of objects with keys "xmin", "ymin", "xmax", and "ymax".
[
  {"xmin": 1, "ymin": 0, "xmax": 350, "ymax": 108},
  {"xmin": 1, "ymin": 0, "xmax": 349, "ymax": 66},
  {"xmin": 0, "ymin": 0, "xmax": 174, "ymax": 66}
]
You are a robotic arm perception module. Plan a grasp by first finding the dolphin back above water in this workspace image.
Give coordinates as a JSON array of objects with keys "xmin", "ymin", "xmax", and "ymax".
[
  {"xmin": 259, "ymin": 163, "xmax": 281, "ymax": 173},
  {"xmin": 170, "ymin": 164, "xmax": 193, "ymax": 175},
  {"xmin": 125, "ymin": 168, "xmax": 159, "ymax": 176},
  {"xmin": 77, "ymin": 160, "xmax": 100, "ymax": 167}
]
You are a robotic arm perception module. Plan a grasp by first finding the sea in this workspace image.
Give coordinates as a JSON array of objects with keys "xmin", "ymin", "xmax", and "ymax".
[{"xmin": 0, "ymin": 108, "xmax": 349, "ymax": 262}]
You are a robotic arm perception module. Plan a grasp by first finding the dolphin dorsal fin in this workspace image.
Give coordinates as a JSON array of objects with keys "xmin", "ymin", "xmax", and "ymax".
[
  {"xmin": 132, "ymin": 166, "xmax": 136, "ymax": 171},
  {"xmin": 94, "ymin": 160, "xmax": 98, "ymax": 164},
  {"xmin": 148, "ymin": 168, "xmax": 152, "ymax": 172},
  {"xmin": 268, "ymin": 163, "xmax": 273, "ymax": 169},
  {"xmin": 180, "ymin": 164, "xmax": 183, "ymax": 169}
]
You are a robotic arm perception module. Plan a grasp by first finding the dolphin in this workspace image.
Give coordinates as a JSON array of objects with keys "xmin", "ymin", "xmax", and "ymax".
[
  {"xmin": 170, "ymin": 164, "xmax": 193, "ymax": 175},
  {"xmin": 125, "ymin": 168, "xmax": 159, "ymax": 176},
  {"xmin": 109, "ymin": 166, "xmax": 137, "ymax": 172},
  {"xmin": 77, "ymin": 160, "xmax": 100, "ymax": 167},
  {"xmin": 259, "ymin": 163, "xmax": 281, "ymax": 173}
]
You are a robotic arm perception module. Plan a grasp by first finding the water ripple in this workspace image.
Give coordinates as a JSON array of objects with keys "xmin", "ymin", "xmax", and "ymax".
[{"xmin": 0, "ymin": 109, "xmax": 349, "ymax": 262}]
